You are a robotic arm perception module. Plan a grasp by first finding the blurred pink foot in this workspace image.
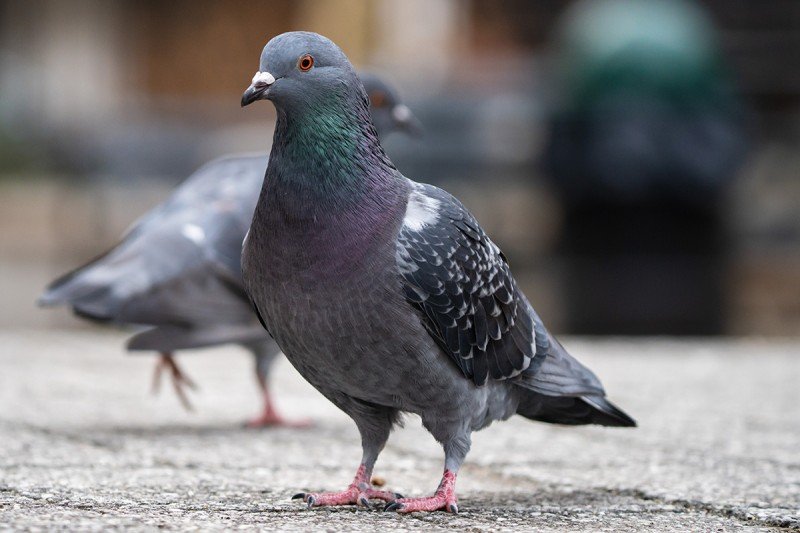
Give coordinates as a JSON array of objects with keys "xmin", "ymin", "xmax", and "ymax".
[
  {"xmin": 384, "ymin": 470, "xmax": 458, "ymax": 514},
  {"xmin": 152, "ymin": 353, "xmax": 197, "ymax": 411},
  {"xmin": 293, "ymin": 464, "xmax": 401, "ymax": 508},
  {"xmin": 245, "ymin": 389, "xmax": 311, "ymax": 428}
]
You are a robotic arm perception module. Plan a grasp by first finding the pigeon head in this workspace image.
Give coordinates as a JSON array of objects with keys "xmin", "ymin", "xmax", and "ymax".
[
  {"xmin": 241, "ymin": 32, "xmax": 399, "ymax": 206},
  {"xmin": 360, "ymin": 73, "xmax": 422, "ymax": 137},
  {"xmin": 241, "ymin": 32, "xmax": 362, "ymax": 113}
]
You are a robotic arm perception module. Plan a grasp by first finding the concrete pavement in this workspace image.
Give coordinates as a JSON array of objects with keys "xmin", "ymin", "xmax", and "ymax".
[{"xmin": 1, "ymin": 330, "xmax": 798, "ymax": 531}]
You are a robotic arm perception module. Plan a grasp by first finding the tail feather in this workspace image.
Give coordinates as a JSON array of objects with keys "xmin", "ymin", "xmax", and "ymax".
[
  {"xmin": 514, "ymin": 331, "xmax": 636, "ymax": 427},
  {"xmin": 516, "ymin": 392, "xmax": 636, "ymax": 427},
  {"xmin": 38, "ymin": 250, "xmax": 126, "ymax": 323},
  {"xmin": 37, "ymin": 249, "xmax": 114, "ymax": 307},
  {"xmin": 581, "ymin": 395, "xmax": 636, "ymax": 427}
]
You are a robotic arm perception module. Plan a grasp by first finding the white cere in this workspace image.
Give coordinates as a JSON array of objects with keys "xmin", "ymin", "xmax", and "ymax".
[
  {"xmin": 392, "ymin": 104, "xmax": 412, "ymax": 122},
  {"xmin": 181, "ymin": 223, "xmax": 206, "ymax": 245},
  {"xmin": 251, "ymin": 71, "xmax": 275, "ymax": 86}
]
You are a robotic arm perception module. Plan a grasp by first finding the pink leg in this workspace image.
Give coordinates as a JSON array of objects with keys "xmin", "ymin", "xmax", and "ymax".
[
  {"xmin": 245, "ymin": 375, "xmax": 311, "ymax": 428},
  {"xmin": 384, "ymin": 470, "xmax": 458, "ymax": 514},
  {"xmin": 293, "ymin": 464, "xmax": 402, "ymax": 508}
]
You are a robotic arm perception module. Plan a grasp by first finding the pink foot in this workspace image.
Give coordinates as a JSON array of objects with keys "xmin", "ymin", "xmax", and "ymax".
[
  {"xmin": 292, "ymin": 464, "xmax": 401, "ymax": 508},
  {"xmin": 384, "ymin": 470, "xmax": 458, "ymax": 514},
  {"xmin": 152, "ymin": 353, "xmax": 198, "ymax": 411},
  {"xmin": 245, "ymin": 389, "xmax": 312, "ymax": 428},
  {"xmin": 245, "ymin": 410, "xmax": 312, "ymax": 429}
]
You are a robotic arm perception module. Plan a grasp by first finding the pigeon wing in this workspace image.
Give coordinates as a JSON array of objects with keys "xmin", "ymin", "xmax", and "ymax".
[
  {"xmin": 40, "ymin": 155, "xmax": 268, "ymax": 330},
  {"xmin": 395, "ymin": 182, "xmax": 549, "ymax": 386}
]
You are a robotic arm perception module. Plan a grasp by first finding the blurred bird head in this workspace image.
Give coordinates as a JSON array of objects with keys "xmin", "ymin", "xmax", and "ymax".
[{"xmin": 360, "ymin": 72, "xmax": 423, "ymax": 137}]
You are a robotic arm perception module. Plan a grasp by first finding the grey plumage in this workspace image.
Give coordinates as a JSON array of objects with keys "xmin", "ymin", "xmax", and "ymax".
[
  {"xmin": 42, "ymin": 154, "xmax": 265, "ymax": 342},
  {"xmin": 240, "ymin": 32, "xmax": 634, "ymax": 512},
  {"xmin": 39, "ymin": 72, "xmax": 417, "ymax": 418}
]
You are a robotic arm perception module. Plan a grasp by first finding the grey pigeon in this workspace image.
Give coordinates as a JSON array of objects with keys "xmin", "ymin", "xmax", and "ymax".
[
  {"xmin": 38, "ymin": 72, "xmax": 419, "ymax": 425},
  {"xmin": 240, "ymin": 32, "xmax": 635, "ymax": 513}
]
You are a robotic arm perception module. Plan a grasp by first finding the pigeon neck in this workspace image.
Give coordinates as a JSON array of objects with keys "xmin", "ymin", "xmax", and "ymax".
[{"xmin": 264, "ymin": 98, "xmax": 398, "ymax": 213}]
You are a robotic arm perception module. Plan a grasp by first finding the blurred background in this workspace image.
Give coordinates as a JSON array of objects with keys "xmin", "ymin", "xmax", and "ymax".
[{"xmin": 1, "ymin": 0, "xmax": 798, "ymax": 337}]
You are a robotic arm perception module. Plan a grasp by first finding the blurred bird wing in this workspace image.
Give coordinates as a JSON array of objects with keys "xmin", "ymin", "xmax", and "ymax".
[
  {"xmin": 395, "ymin": 181, "xmax": 550, "ymax": 386},
  {"xmin": 40, "ymin": 154, "xmax": 270, "ymax": 332}
]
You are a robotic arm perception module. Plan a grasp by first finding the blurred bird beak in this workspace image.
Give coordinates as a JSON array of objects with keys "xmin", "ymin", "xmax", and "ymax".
[
  {"xmin": 392, "ymin": 104, "xmax": 424, "ymax": 136},
  {"xmin": 241, "ymin": 71, "xmax": 275, "ymax": 107}
]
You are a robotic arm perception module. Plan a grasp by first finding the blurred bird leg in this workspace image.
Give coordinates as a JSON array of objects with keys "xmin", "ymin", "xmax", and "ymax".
[
  {"xmin": 151, "ymin": 353, "xmax": 197, "ymax": 411},
  {"xmin": 245, "ymin": 367, "xmax": 311, "ymax": 428},
  {"xmin": 292, "ymin": 463, "xmax": 402, "ymax": 508},
  {"xmin": 384, "ymin": 470, "xmax": 458, "ymax": 514}
]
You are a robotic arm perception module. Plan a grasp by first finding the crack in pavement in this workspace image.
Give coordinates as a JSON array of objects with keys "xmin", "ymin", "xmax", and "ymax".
[{"xmin": 605, "ymin": 488, "xmax": 800, "ymax": 530}]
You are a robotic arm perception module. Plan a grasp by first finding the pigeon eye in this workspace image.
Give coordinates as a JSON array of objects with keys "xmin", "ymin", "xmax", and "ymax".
[
  {"xmin": 298, "ymin": 54, "xmax": 314, "ymax": 72},
  {"xmin": 369, "ymin": 91, "xmax": 386, "ymax": 108}
]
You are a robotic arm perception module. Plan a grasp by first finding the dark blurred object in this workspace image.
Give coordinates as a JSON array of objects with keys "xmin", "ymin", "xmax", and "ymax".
[{"xmin": 543, "ymin": 0, "xmax": 748, "ymax": 335}]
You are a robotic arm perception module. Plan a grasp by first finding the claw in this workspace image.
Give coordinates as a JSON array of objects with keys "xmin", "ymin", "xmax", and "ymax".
[
  {"xmin": 394, "ymin": 492, "xmax": 404, "ymax": 499},
  {"xmin": 291, "ymin": 493, "xmax": 306, "ymax": 500},
  {"xmin": 384, "ymin": 501, "xmax": 403, "ymax": 512},
  {"xmin": 293, "ymin": 464, "xmax": 400, "ymax": 509},
  {"xmin": 448, "ymin": 503, "xmax": 458, "ymax": 514}
]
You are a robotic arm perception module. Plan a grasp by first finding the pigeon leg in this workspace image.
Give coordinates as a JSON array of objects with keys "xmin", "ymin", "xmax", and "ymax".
[
  {"xmin": 245, "ymin": 354, "xmax": 311, "ymax": 428},
  {"xmin": 292, "ymin": 463, "xmax": 400, "ymax": 508},
  {"xmin": 384, "ymin": 469, "xmax": 458, "ymax": 513},
  {"xmin": 293, "ymin": 410, "xmax": 398, "ymax": 508},
  {"xmin": 384, "ymin": 432, "xmax": 467, "ymax": 513},
  {"xmin": 245, "ymin": 383, "xmax": 311, "ymax": 428},
  {"xmin": 151, "ymin": 352, "xmax": 197, "ymax": 411}
]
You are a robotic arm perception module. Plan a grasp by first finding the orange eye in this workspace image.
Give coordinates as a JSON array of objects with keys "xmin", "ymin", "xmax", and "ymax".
[
  {"xmin": 369, "ymin": 91, "xmax": 386, "ymax": 108},
  {"xmin": 298, "ymin": 54, "xmax": 314, "ymax": 72}
]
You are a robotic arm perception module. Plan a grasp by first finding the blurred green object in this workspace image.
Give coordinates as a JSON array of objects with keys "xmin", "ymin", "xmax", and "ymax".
[
  {"xmin": 545, "ymin": 0, "xmax": 747, "ymax": 203},
  {"xmin": 543, "ymin": 0, "xmax": 749, "ymax": 335},
  {"xmin": 555, "ymin": 0, "xmax": 732, "ymax": 113}
]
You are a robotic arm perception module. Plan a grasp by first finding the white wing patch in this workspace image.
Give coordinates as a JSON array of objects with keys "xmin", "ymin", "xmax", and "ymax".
[
  {"xmin": 403, "ymin": 187, "xmax": 440, "ymax": 232},
  {"xmin": 181, "ymin": 223, "xmax": 206, "ymax": 245}
]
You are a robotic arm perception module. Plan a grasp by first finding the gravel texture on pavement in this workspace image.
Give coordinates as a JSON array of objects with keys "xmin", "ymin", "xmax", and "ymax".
[{"xmin": 1, "ymin": 330, "xmax": 798, "ymax": 531}]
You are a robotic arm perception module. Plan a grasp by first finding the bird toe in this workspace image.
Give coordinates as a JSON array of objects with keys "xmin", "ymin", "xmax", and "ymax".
[{"xmin": 384, "ymin": 501, "xmax": 403, "ymax": 512}]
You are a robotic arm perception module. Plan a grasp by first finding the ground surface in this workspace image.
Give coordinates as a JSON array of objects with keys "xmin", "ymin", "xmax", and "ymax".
[{"xmin": 0, "ymin": 330, "xmax": 798, "ymax": 531}]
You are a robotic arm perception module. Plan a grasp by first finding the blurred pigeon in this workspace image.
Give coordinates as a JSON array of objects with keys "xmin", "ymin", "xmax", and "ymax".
[
  {"xmin": 240, "ymin": 32, "xmax": 635, "ymax": 513},
  {"xmin": 38, "ymin": 72, "xmax": 419, "ymax": 426}
]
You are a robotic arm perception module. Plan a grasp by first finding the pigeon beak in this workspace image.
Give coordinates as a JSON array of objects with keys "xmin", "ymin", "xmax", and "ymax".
[
  {"xmin": 392, "ymin": 104, "xmax": 423, "ymax": 137},
  {"xmin": 241, "ymin": 71, "xmax": 276, "ymax": 107}
]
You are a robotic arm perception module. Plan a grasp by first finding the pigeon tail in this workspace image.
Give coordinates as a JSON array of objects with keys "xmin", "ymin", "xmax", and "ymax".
[
  {"xmin": 512, "ymin": 331, "xmax": 636, "ymax": 427},
  {"xmin": 516, "ymin": 392, "xmax": 636, "ymax": 427},
  {"xmin": 37, "ymin": 250, "xmax": 124, "ymax": 324}
]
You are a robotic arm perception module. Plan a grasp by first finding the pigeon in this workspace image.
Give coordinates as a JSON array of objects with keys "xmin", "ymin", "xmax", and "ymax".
[
  {"xmin": 240, "ymin": 31, "xmax": 635, "ymax": 513},
  {"xmin": 38, "ymin": 72, "xmax": 419, "ymax": 426}
]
